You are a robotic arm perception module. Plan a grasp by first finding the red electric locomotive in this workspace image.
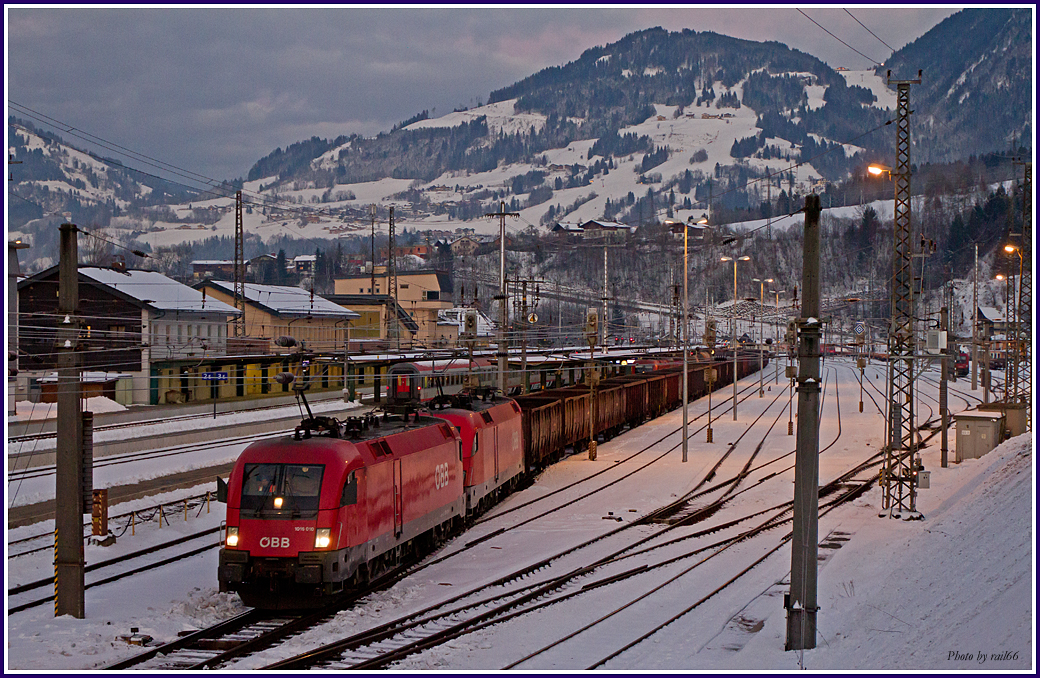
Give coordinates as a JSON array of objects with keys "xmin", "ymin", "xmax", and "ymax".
[
  {"xmin": 217, "ymin": 406, "xmax": 465, "ymax": 609},
  {"xmin": 431, "ymin": 394, "xmax": 524, "ymax": 516}
]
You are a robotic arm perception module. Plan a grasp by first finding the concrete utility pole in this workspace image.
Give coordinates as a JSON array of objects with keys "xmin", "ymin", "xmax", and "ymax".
[
  {"xmin": 485, "ymin": 202, "xmax": 519, "ymax": 395},
  {"xmin": 55, "ymin": 223, "xmax": 85, "ymax": 618},
  {"xmin": 370, "ymin": 205, "xmax": 377, "ymax": 299},
  {"xmin": 720, "ymin": 255, "xmax": 750, "ymax": 420},
  {"xmin": 971, "ymin": 244, "xmax": 978, "ymax": 390},
  {"xmin": 602, "ymin": 245, "xmax": 608, "ymax": 349},
  {"xmin": 880, "ymin": 70, "xmax": 922, "ymax": 520},
  {"xmin": 940, "ymin": 306, "xmax": 949, "ymax": 468},
  {"xmin": 786, "ymin": 194, "xmax": 822, "ymax": 652},
  {"xmin": 9, "ymin": 238, "xmax": 30, "ymax": 416}
]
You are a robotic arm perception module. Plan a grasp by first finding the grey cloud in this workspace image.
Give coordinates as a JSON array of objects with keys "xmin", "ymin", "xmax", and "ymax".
[{"xmin": 7, "ymin": 6, "xmax": 959, "ymax": 182}]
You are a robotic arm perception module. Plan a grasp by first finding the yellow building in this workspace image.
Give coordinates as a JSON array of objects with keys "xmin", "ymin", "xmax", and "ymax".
[
  {"xmin": 196, "ymin": 280, "xmax": 359, "ymax": 354},
  {"xmin": 333, "ymin": 269, "xmax": 456, "ymax": 348}
]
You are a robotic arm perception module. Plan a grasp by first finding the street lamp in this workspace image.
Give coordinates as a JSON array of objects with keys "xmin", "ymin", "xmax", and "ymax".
[
  {"xmin": 771, "ymin": 289, "xmax": 783, "ymax": 383},
  {"xmin": 667, "ymin": 218, "xmax": 707, "ymax": 462},
  {"xmin": 753, "ymin": 277, "xmax": 773, "ymax": 396},
  {"xmin": 721, "ymin": 254, "xmax": 750, "ymax": 420}
]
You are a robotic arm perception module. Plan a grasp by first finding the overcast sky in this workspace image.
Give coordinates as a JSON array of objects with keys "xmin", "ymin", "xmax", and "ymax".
[{"xmin": 6, "ymin": 5, "xmax": 962, "ymax": 184}]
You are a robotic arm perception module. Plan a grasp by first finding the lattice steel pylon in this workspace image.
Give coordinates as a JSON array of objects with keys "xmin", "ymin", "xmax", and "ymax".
[
  {"xmin": 881, "ymin": 71, "xmax": 922, "ymax": 520},
  {"xmin": 386, "ymin": 206, "xmax": 399, "ymax": 350},
  {"xmin": 1016, "ymin": 162, "xmax": 1032, "ymax": 429},
  {"xmin": 233, "ymin": 190, "xmax": 245, "ymax": 338}
]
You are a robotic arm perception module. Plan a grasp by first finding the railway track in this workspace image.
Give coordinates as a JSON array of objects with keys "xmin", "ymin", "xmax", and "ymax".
[
  {"xmin": 7, "ymin": 428, "xmax": 286, "ymax": 486},
  {"xmin": 261, "ymin": 463, "xmax": 880, "ymax": 670},
  {"xmin": 8, "ymin": 525, "xmax": 221, "ymax": 615},
  {"xmin": 260, "ymin": 369, "xmax": 951, "ymax": 671},
  {"xmin": 101, "ymin": 561, "xmax": 420, "ymax": 671},
  {"xmin": 97, "ymin": 366, "xmax": 786, "ymax": 665},
  {"xmin": 115, "ymin": 367, "xmax": 819, "ymax": 669},
  {"xmin": 7, "ymin": 394, "xmax": 350, "ymax": 445}
]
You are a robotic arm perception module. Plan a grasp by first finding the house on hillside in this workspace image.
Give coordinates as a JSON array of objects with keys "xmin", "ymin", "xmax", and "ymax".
[
  {"xmin": 977, "ymin": 306, "xmax": 1007, "ymax": 339},
  {"xmin": 450, "ymin": 235, "xmax": 481, "ymax": 258},
  {"xmin": 293, "ymin": 254, "xmax": 317, "ymax": 275},
  {"xmin": 380, "ymin": 244, "xmax": 431, "ymax": 260},
  {"xmin": 579, "ymin": 220, "xmax": 633, "ymax": 240},
  {"xmin": 191, "ymin": 260, "xmax": 238, "ymax": 280},
  {"xmin": 18, "ymin": 265, "xmax": 241, "ymax": 405},
  {"xmin": 551, "ymin": 221, "xmax": 584, "ymax": 239}
]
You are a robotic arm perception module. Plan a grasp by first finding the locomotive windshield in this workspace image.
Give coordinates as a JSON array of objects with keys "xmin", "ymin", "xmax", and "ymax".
[{"xmin": 241, "ymin": 463, "xmax": 325, "ymax": 518}]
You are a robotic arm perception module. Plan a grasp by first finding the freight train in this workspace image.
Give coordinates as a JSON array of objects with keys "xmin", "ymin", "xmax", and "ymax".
[{"xmin": 217, "ymin": 351, "xmax": 762, "ymax": 609}]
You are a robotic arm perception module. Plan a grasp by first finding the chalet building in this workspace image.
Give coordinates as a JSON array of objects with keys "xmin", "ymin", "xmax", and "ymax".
[
  {"xmin": 450, "ymin": 236, "xmax": 481, "ymax": 258},
  {"xmin": 334, "ymin": 268, "xmax": 454, "ymax": 348},
  {"xmin": 550, "ymin": 221, "xmax": 584, "ymax": 241},
  {"xmin": 293, "ymin": 254, "xmax": 317, "ymax": 275},
  {"xmin": 977, "ymin": 306, "xmax": 1007, "ymax": 339},
  {"xmin": 579, "ymin": 219, "xmax": 633, "ymax": 240},
  {"xmin": 195, "ymin": 280, "xmax": 359, "ymax": 355},
  {"xmin": 191, "ymin": 259, "xmax": 237, "ymax": 280},
  {"xmin": 18, "ymin": 266, "xmax": 241, "ymax": 405},
  {"xmin": 379, "ymin": 244, "xmax": 431, "ymax": 260}
]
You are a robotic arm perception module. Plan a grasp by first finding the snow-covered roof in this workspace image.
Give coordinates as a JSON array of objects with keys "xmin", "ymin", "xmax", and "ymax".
[
  {"xmin": 79, "ymin": 268, "xmax": 241, "ymax": 315},
  {"xmin": 204, "ymin": 280, "xmax": 360, "ymax": 320},
  {"xmin": 191, "ymin": 260, "xmax": 234, "ymax": 266},
  {"xmin": 37, "ymin": 371, "xmax": 133, "ymax": 383},
  {"xmin": 977, "ymin": 306, "xmax": 1004, "ymax": 322},
  {"xmin": 438, "ymin": 307, "xmax": 496, "ymax": 335},
  {"xmin": 580, "ymin": 219, "xmax": 632, "ymax": 232}
]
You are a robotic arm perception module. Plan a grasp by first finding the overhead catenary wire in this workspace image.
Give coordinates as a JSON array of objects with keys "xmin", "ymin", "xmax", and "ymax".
[
  {"xmin": 843, "ymin": 8, "xmax": 896, "ymax": 54},
  {"xmin": 795, "ymin": 9, "xmax": 884, "ymax": 67}
]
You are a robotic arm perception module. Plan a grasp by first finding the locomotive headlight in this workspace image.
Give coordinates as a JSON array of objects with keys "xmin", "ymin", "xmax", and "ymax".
[
  {"xmin": 225, "ymin": 526, "xmax": 239, "ymax": 547},
  {"xmin": 314, "ymin": 528, "xmax": 332, "ymax": 549},
  {"xmin": 274, "ymin": 496, "xmax": 283, "ymax": 509}
]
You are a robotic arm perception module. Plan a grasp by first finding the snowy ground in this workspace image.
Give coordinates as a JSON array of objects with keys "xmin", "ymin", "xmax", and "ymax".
[{"xmin": 4, "ymin": 358, "xmax": 1034, "ymax": 671}]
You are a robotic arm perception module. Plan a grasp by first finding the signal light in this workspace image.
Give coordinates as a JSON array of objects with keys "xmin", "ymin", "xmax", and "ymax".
[
  {"xmin": 275, "ymin": 336, "xmax": 298, "ymax": 347},
  {"xmin": 274, "ymin": 372, "xmax": 296, "ymax": 385}
]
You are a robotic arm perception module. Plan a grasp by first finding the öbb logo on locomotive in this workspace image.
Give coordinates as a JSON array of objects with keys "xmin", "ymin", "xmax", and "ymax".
[
  {"xmin": 434, "ymin": 463, "xmax": 450, "ymax": 490},
  {"xmin": 259, "ymin": 537, "xmax": 291, "ymax": 549}
]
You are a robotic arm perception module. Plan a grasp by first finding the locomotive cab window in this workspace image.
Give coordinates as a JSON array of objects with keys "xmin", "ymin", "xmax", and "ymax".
[
  {"xmin": 241, "ymin": 463, "xmax": 325, "ymax": 518},
  {"xmin": 340, "ymin": 471, "xmax": 358, "ymax": 506}
]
